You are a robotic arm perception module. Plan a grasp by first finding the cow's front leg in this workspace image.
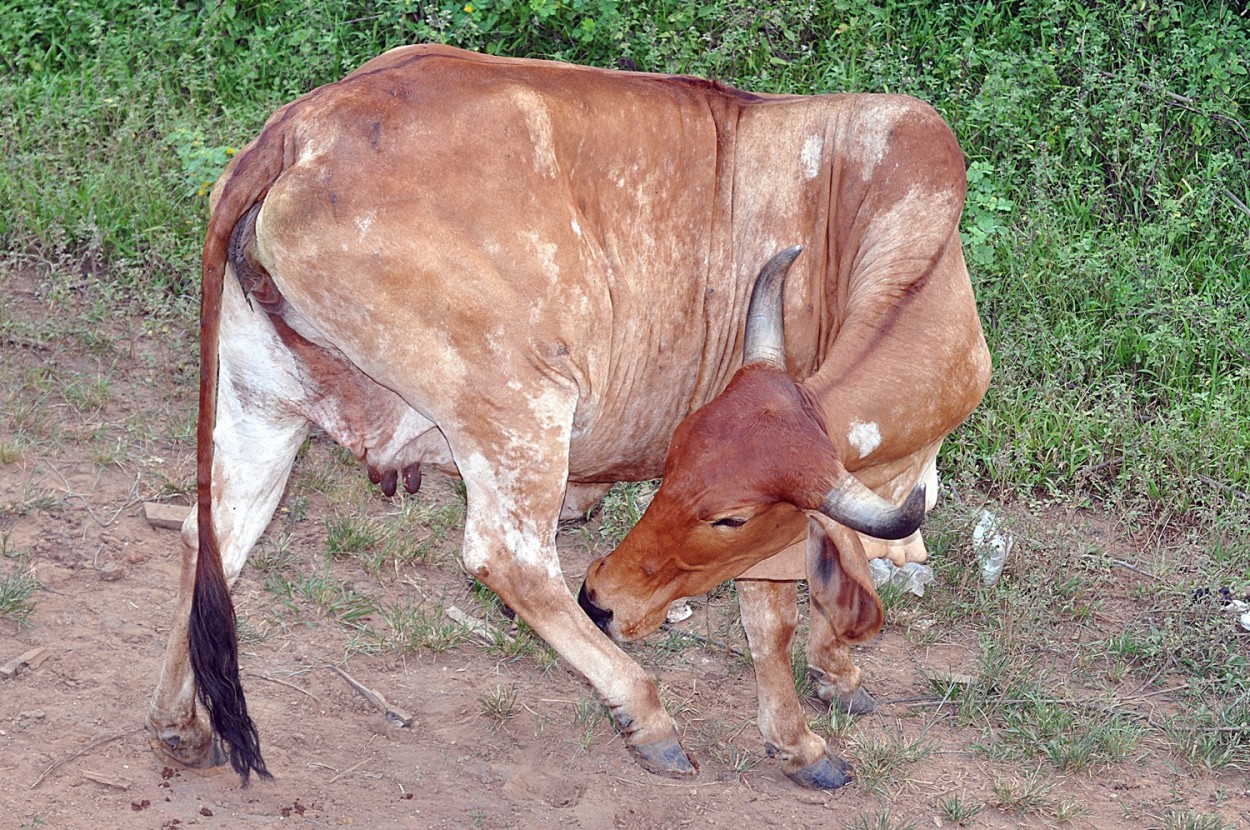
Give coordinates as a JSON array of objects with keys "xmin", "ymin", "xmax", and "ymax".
[
  {"xmin": 737, "ymin": 578, "xmax": 851, "ymax": 789},
  {"xmin": 805, "ymin": 514, "xmax": 887, "ymax": 720},
  {"xmin": 454, "ymin": 428, "xmax": 694, "ymax": 777}
]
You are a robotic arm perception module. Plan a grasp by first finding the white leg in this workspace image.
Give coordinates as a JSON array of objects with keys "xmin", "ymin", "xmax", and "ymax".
[{"xmin": 148, "ymin": 279, "xmax": 309, "ymax": 768}]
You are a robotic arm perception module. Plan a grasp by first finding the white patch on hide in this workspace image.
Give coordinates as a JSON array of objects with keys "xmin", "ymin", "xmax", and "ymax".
[
  {"xmin": 850, "ymin": 98, "xmax": 914, "ymax": 179},
  {"xmin": 211, "ymin": 276, "xmax": 313, "ymax": 579},
  {"xmin": 801, "ymin": 133, "xmax": 823, "ymax": 181},
  {"xmin": 848, "ymin": 420, "xmax": 881, "ymax": 459},
  {"xmin": 524, "ymin": 230, "xmax": 560, "ymax": 283},
  {"xmin": 512, "ymin": 88, "xmax": 557, "ymax": 178},
  {"xmin": 459, "ymin": 451, "xmax": 561, "ymax": 578}
]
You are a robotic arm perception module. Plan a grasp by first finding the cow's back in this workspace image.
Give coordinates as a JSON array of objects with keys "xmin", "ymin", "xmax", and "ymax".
[{"xmin": 221, "ymin": 45, "xmax": 978, "ymax": 483}]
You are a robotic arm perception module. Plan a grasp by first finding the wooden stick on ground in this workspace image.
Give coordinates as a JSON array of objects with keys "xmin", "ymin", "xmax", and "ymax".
[
  {"xmin": 1, "ymin": 647, "xmax": 50, "ymax": 680},
  {"xmin": 31, "ymin": 729, "xmax": 136, "ymax": 789},
  {"xmin": 327, "ymin": 757, "xmax": 373, "ymax": 784},
  {"xmin": 446, "ymin": 605, "xmax": 511, "ymax": 645},
  {"xmin": 81, "ymin": 769, "xmax": 133, "ymax": 790},
  {"xmin": 325, "ymin": 665, "xmax": 415, "ymax": 727},
  {"xmin": 249, "ymin": 671, "xmax": 319, "ymax": 701}
]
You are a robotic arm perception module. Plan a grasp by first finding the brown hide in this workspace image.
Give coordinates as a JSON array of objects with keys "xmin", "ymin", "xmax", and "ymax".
[{"xmin": 179, "ymin": 44, "xmax": 990, "ymax": 784}]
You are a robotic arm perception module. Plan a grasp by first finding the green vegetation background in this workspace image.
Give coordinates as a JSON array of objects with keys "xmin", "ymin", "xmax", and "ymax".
[{"xmin": 2, "ymin": 1, "xmax": 1247, "ymax": 532}]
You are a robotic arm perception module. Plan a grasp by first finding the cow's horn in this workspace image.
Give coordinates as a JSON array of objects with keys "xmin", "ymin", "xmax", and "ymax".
[
  {"xmin": 818, "ymin": 475, "xmax": 926, "ymax": 541},
  {"xmin": 743, "ymin": 246, "xmax": 802, "ymax": 369}
]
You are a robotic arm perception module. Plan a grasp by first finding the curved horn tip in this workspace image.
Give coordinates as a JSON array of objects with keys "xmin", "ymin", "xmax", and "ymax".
[
  {"xmin": 777, "ymin": 244, "xmax": 803, "ymax": 263},
  {"xmin": 743, "ymin": 245, "xmax": 804, "ymax": 369},
  {"xmin": 867, "ymin": 482, "xmax": 927, "ymax": 541},
  {"xmin": 818, "ymin": 479, "xmax": 927, "ymax": 541},
  {"xmin": 896, "ymin": 482, "xmax": 927, "ymax": 536},
  {"xmin": 761, "ymin": 246, "xmax": 803, "ymax": 276}
]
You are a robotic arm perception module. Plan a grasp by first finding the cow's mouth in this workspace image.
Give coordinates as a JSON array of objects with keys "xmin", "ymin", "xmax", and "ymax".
[{"xmin": 577, "ymin": 582, "xmax": 614, "ymax": 634}]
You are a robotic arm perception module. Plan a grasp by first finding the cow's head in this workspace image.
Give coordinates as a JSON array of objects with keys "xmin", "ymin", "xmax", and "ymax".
[{"xmin": 578, "ymin": 247, "xmax": 925, "ymax": 641}]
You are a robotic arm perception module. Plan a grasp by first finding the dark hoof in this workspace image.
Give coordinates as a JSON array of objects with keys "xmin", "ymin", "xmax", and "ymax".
[
  {"xmin": 787, "ymin": 755, "xmax": 853, "ymax": 790},
  {"xmin": 630, "ymin": 737, "xmax": 698, "ymax": 778},
  {"xmin": 809, "ymin": 666, "xmax": 877, "ymax": 715},
  {"xmin": 836, "ymin": 685, "xmax": 877, "ymax": 716}
]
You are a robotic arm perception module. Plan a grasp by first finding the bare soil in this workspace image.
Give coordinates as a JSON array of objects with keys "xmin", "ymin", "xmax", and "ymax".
[{"xmin": 2, "ymin": 264, "xmax": 1247, "ymax": 829}]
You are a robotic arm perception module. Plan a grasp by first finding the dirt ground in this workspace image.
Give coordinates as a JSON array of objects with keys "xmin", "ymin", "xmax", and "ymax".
[{"xmin": 2, "ymin": 264, "xmax": 1247, "ymax": 830}]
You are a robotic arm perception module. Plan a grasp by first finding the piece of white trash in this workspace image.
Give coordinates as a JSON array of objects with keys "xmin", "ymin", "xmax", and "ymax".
[
  {"xmin": 868, "ymin": 558, "xmax": 935, "ymax": 597},
  {"xmin": 972, "ymin": 509, "xmax": 1013, "ymax": 586},
  {"xmin": 666, "ymin": 600, "xmax": 693, "ymax": 623}
]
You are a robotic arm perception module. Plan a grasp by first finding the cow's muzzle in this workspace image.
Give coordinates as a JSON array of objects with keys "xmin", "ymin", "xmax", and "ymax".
[{"xmin": 577, "ymin": 582, "xmax": 614, "ymax": 633}]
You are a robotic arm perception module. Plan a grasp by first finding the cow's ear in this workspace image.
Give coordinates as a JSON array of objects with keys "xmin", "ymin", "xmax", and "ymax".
[{"xmin": 804, "ymin": 513, "xmax": 884, "ymax": 643}]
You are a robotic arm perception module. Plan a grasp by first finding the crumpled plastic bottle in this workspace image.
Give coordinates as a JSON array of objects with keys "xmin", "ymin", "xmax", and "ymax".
[
  {"xmin": 972, "ymin": 509, "xmax": 1013, "ymax": 586},
  {"xmin": 869, "ymin": 558, "xmax": 936, "ymax": 597}
]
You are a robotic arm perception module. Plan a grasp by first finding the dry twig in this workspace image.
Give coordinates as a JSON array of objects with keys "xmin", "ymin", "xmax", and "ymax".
[
  {"xmin": 446, "ymin": 604, "xmax": 510, "ymax": 645},
  {"xmin": 327, "ymin": 757, "xmax": 372, "ymax": 784},
  {"xmin": 81, "ymin": 769, "xmax": 133, "ymax": 790},
  {"xmin": 1, "ymin": 647, "xmax": 50, "ymax": 680},
  {"xmin": 1197, "ymin": 473, "xmax": 1250, "ymax": 502},
  {"xmin": 249, "ymin": 671, "xmax": 319, "ymax": 701},
  {"xmin": 31, "ymin": 729, "xmax": 137, "ymax": 789},
  {"xmin": 326, "ymin": 664, "xmax": 415, "ymax": 727}
]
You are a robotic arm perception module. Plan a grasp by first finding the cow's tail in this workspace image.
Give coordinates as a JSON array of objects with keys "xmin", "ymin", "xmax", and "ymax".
[{"xmin": 188, "ymin": 121, "xmax": 287, "ymax": 785}]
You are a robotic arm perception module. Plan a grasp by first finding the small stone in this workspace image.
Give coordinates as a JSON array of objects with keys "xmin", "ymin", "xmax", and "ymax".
[{"xmin": 97, "ymin": 563, "xmax": 124, "ymax": 582}]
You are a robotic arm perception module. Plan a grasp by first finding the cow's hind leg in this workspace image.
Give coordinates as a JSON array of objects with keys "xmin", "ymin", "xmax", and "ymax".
[
  {"xmin": 148, "ymin": 284, "xmax": 309, "ymax": 770},
  {"xmin": 737, "ymin": 578, "xmax": 851, "ymax": 789}
]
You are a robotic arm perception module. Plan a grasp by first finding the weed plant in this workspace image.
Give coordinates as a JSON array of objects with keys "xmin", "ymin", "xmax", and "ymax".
[{"xmin": 0, "ymin": 561, "xmax": 39, "ymax": 628}]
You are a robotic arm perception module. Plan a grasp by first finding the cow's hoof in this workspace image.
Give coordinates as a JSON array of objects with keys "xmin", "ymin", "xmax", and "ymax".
[
  {"xmin": 630, "ymin": 737, "xmax": 698, "ymax": 778},
  {"xmin": 809, "ymin": 667, "xmax": 877, "ymax": 715},
  {"xmin": 146, "ymin": 717, "xmax": 227, "ymax": 769},
  {"xmin": 835, "ymin": 685, "xmax": 877, "ymax": 716},
  {"xmin": 787, "ymin": 754, "xmax": 853, "ymax": 790}
]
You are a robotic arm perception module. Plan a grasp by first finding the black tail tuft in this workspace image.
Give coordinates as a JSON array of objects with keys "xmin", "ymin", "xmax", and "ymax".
[{"xmin": 189, "ymin": 572, "xmax": 272, "ymax": 785}]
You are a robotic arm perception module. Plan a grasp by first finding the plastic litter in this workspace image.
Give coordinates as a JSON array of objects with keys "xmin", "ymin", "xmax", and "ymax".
[
  {"xmin": 972, "ymin": 509, "xmax": 1013, "ymax": 586},
  {"xmin": 869, "ymin": 558, "xmax": 935, "ymax": 597},
  {"xmin": 665, "ymin": 600, "xmax": 693, "ymax": 623},
  {"xmin": 1192, "ymin": 586, "xmax": 1250, "ymax": 633}
]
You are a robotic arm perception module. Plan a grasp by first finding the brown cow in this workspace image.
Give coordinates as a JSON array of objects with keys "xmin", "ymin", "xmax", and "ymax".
[{"xmin": 146, "ymin": 44, "xmax": 990, "ymax": 790}]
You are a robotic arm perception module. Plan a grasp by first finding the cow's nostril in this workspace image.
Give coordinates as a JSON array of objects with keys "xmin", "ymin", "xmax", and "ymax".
[{"xmin": 577, "ymin": 582, "xmax": 613, "ymax": 632}]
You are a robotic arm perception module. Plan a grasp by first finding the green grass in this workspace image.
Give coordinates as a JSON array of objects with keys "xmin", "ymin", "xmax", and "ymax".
[
  {"xmin": 1162, "ymin": 812, "xmax": 1238, "ymax": 830},
  {"xmin": 937, "ymin": 793, "xmax": 983, "ymax": 825},
  {"xmin": 0, "ymin": 556, "xmax": 39, "ymax": 629},
  {"xmin": 848, "ymin": 727, "xmax": 934, "ymax": 796},
  {"xmin": 375, "ymin": 599, "xmax": 473, "ymax": 653},
  {"xmin": 478, "ymin": 683, "xmax": 519, "ymax": 726},
  {"xmin": 843, "ymin": 808, "xmax": 917, "ymax": 830}
]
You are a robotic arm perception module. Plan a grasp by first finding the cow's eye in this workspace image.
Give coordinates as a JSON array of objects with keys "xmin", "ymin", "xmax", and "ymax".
[{"xmin": 710, "ymin": 516, "xmax": 747, "ymax": 529}]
